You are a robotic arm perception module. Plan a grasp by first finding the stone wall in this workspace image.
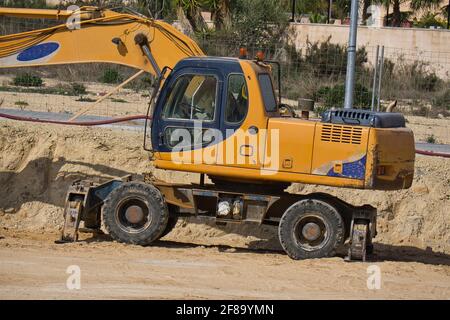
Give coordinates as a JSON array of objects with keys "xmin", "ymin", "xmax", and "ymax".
[{"xmin": 290, "ymin": 23, "xmax": 450, "ymax": 78}]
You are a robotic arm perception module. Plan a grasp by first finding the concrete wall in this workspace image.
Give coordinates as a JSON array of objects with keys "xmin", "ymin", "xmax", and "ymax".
[{"xmin": 290, "ymin": 23, "xmax": 450, "ymax": 78}]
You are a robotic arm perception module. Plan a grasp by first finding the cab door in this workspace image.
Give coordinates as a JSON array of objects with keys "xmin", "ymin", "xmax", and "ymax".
[
  {"xmin": 151, "ymin": 68, "xmax": 223, "ymax": 164},
  {"xmin": 216, "ymin": 64, "xmax": 274, "ymax": 172}
]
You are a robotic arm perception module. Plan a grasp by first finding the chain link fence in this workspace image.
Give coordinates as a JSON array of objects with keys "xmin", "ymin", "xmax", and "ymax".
[
  {"xmin": 0, "ymin": 15, "xmax": 153, "ymax": 121},
  {"xmin": 198, "ymin": 35, "xmax": 450, "ymax": 116},
  {"xmin": 0, "ymin": 15, "xmax": 449, "ymax": 121}
]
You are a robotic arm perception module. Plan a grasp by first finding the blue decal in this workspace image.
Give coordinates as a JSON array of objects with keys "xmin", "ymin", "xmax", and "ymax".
[
  {"xmin": 17, "ymin": 42, "xmax": 59, "ymax": 62},
  {"xmin": 327, "ymin": 155, "xmax": 367, "ymax": 179}
]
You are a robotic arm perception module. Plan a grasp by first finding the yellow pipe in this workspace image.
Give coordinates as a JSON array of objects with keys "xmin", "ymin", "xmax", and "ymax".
[{"xmin": 0, "ymin": 7, "xmax": 101, "ymax": 20}]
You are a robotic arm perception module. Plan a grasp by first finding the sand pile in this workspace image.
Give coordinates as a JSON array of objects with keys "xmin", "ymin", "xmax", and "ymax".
[{"xmin": 0, "ymin": 120, "xmax": 449, "ymax": 253}]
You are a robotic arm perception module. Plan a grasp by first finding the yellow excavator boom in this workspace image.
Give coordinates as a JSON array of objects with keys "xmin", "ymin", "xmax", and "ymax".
[
  {"xmin": 0, "ymin": 7, "xmax": 99, "ymax": 20},
  {"xmin": 0, "ymin": 6, "xmax": 204, "ymax": 75}
]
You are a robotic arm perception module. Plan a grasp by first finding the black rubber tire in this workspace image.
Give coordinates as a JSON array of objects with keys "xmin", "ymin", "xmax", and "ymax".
[
  {"xmin": 158, "ymin": 216, "xmax": 179, "ymax": 239},
  {"xmin": 278, "ymin": 199, "xmax": 344, "ymax": 260},
  {"xmin": 102, "ymin": 182, "xmax": 169, "ymax": 246}
]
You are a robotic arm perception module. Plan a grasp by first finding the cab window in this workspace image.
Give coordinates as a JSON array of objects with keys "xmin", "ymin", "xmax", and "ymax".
[
  {"xmin": 225, "ymin": 74, "xmax": 248, "ymax": 124},
  {"xmin": 162, "ymin": 74, "xmax": 217, "ymax": 121},
  {"xmin": 258, "ymin": 74, "xmax": 277, "ymax": 112}
]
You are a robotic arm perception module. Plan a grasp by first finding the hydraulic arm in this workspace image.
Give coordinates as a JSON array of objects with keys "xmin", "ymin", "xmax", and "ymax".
[{"xmin": 0, "ymin": 6, "xmax": 204, "ymax": 75}]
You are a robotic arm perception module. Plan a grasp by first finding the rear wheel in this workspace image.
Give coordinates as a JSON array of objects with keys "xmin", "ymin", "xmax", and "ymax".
[
  {"xmin": 278, "ymin": 199, "xmax": 344, "ymax": 260},
  {"xmin": 102, "ymin": 182, "xmax": 169, "ymax": 246}
]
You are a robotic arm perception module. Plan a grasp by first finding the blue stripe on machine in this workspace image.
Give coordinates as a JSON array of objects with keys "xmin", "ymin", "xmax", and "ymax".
[
  {"xmin": 17, "ymin": 42, "xmax": 60, "ymax": 62},
  {"xmin": 327, "ymin": 155, "xmax": 367, "ymax": 179}
]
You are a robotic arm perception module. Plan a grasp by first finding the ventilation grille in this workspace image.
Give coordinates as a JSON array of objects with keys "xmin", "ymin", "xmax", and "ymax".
[
  {"xmin": 332, "ymin": 110, "xmax": 372, "ymax": 121},
  {"xmin": 321, "ymin": 124, "xmax": 362, "ymax": 145}
]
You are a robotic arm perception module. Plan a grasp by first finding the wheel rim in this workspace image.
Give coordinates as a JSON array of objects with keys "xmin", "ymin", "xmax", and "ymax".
[
  {"xmin": 293, "ymin": 214, "xmax": 330, "ymax": 251},
  {"xmin": 115, "ymin": 196, "xmax": 152, "ymax": 234}
]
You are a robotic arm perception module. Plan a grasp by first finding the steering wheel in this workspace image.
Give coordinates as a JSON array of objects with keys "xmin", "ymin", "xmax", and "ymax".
[{"xmin": 179, "ymin": 102, "xmax": 203, "ymax": 117}]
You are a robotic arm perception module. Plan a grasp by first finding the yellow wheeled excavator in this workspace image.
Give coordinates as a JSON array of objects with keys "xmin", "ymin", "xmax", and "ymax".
[{"xmin": 0, "ymin": 6, "xmax": 415, "ymax": 261}]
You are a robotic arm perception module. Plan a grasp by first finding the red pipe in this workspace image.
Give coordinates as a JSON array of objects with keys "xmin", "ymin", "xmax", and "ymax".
[
  {"xmin": 0, "ymin": 112, "xmax": 151, "ymax": 126},
  {"xmin": 415, "ymin": 149, "xmax": 450, "ymax": 158},
  {"xmin": 1, "ymin": 112, "xmax": 449, "ymax": 158}
]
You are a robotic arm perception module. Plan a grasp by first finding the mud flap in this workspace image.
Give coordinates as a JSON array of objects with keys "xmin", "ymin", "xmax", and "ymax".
[
  {"xmin": 58, "ymin": 200, "xmax": 83, "ymax": 243},
  {"xmin": 345, "ymin": 205, "xmax": 376, "ymax": 262},
  {"xmin": 346, "ymin": 222, "xmax": 369, "ymax": 262}
]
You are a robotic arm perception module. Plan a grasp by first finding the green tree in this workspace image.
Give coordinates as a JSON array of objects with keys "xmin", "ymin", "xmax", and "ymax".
[
  {"xmin": 175, "ymin": 0, "xmax": 208, "ymax": 32},
  {"xmin": 373, "ymin": 0, "xmax": 442, "ymax": 27},
  {"xmin": 205, "ymin": 0, "xmax": 232, "ymax": 30},
  {"xmin": 414, "ymin": 11, "xmax": 446, "ymax": 28},
  {"xmin": 410, "ymin": 0, "xmax": 442, "ymax": 11},
  {"xmin": 294, "ymin": 0, "xmax": 329, "ymax": 15},
  {"xmin": 0, "ymin": 0, "xmax": 51, "ymax": 8},
  {"xmin": 231, "ymin": 0, "xmax": 289, "ymax": 48}
]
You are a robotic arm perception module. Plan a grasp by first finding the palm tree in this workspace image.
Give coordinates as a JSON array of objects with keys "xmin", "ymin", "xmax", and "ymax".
[
  {"xmin": 410, "ymin": 0, "xmax": 443, "ymax": 11},
  {"xmin": 362, "ymin": 0, "xmax": 371, "ymax": 22},
  {"xmin": 373, "ymin": 0, "xmax": 442, "ymax": 27},
  {"xmin": 205, "ymin": 0, "xmax": 231, "ymax": 30},
  {"xmin": 175, "ymin": 0, "xmax": 208, "ymax": 32},
  {"xmin": 370, "ymin": 0, "xmax": 404, "ymax": 26}
]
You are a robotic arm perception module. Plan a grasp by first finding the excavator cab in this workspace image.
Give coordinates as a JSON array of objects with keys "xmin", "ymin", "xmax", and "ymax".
[{"xmin": 151, "ymin": 57, "xmax": 280, "ymax": 177}]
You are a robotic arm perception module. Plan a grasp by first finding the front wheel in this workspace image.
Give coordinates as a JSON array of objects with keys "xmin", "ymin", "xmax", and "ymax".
[
  {"xmin": 278, "ymin": 199, "xmax": 344, "ymax": 260},
  {"xmin": 158, "ymin": 216, "xmax": 179, "ymax": 239},
  {"xmin": 102, "ymin": 182, "xmax": 169, "ymax": 246}
]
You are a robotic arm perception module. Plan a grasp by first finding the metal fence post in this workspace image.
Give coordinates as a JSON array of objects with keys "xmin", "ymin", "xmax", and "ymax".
[
  {"xmin": 376, "ymin": 46, "xmax": 385, "ymax": 112},
  {"xmin": 371, "ymin": 45, "xmax": 380, "ymax": 111},
  {"xmin": 344, "ymin": 0, "xmax": 359, "ymax": 109}
]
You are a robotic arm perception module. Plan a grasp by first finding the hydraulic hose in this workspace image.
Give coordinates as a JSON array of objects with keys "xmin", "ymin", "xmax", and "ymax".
[{"xmin": 0, "ymin": 112, "xmax": 151, "ymax": 126}]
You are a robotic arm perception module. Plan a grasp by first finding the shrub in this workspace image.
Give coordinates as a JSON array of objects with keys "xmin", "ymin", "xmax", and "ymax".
[
  {"xmin": 309, "ymin": 13, "xmax": 327, "ymax": 24},
  {"xmin": 14, "ymin": 100, "xmax": 29, "ymax": 106},
  {"xmin": 315, "ymin": 83, "xmax": 372, "ymax": 109},
  {"xmin": 71, "ymin": 83, "xmax": 87, "ymax": 95},
  {"xmin": 315, "ymin": 105, "xmax": 328, "ymax": 117},
  {"xmin": 111, "ymin": 98, "xmax": 128, "ymax": 103},
  {"xmin": 302, "ymin": 37, "xmax": 368, "ymax": 78},
  {"xmin": 432, "ymin": 88, "xmax": 450, "ymax": 110},
  {"xmin": 124, "ymin": 75, "xmax": 155, "ymax": 92},
  {"xmin": 415, "ymin": 72, "xmax": 440, "ymax": 92},
  {"xmin": 414, "ymin": 12, "xmax": 446, "ymax": 29},
  {"xmin": 100, "ymin": 68, "xmax": 123, "ymax": 84},
  {"xmin": 397, "ymin": 61, "xmax": 441, "ymax": 92},
  {"xmin": 13, "ymin": 73, "xmax": 43, "ymax": 87},
  {"xmin": 412, "ymin": 106, "xmax": 428, "ymax": 117},
  {"xmin": 382, "ymin": 58, "xmax": 395, "ymax": 77},
  {"xmin": 76, "ymin": 97, "xmax": 96, "ymax": 102},
  {"xmin": 426, "ymin": 134, "xmax": 436, "ymax": 144}
]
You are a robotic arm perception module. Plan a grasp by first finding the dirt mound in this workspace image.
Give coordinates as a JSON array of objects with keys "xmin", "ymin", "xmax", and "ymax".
[{"xmin": 0, "ymin": 120, "xmax": 449, "ymax": 253}]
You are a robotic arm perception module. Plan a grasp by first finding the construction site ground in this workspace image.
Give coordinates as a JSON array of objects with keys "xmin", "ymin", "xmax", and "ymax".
[
  {"xmin": 1, "ymin": 230, "xmax": 449, "ymax": 299},
  {"xmin": 0, "ymin": 114, "xmax": 449, "ymax": 300}
]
